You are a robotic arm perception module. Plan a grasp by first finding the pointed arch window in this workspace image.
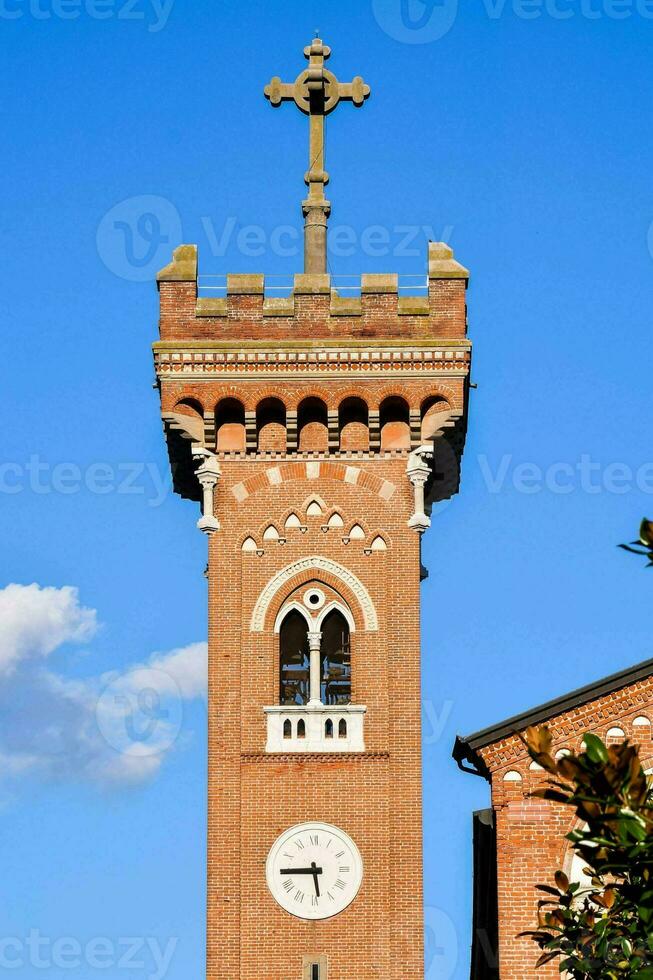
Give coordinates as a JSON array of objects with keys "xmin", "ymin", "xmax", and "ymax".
[
  {"xmin": 320, "ymin": 609, "xmax": 351, "ymax": 706},
  {"xmin": 279, "ymin": 610, "xmax": 310, "ymax": 705}
]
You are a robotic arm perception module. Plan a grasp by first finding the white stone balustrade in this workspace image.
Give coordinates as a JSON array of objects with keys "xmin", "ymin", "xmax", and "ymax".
[{"xmin": 264, "ymin": 704, "xmax": 366, "ymax": 753}]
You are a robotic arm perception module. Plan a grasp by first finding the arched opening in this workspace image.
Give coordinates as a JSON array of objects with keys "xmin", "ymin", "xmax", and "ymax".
[
  {"xmin": 215, "ymin": 398, "xmax": 245, "ymax": 452},
  {"xmin": 325, "ymin": 719, "xmax": 334, "ymax": 739},
  {"xmin": 174, "ymin": 397, "xmax": 203, "ymax": 419},
  {"xmin": 298, "ymin": 397, "xmax": 328, "ymax": 452},
  {"xmin": 421, "ymin": 395, "xmax": 450, "ymax": 441},
  {"xmin": 380, "ymin": 396, "xmax": 410, "ymax": 450},
  {"xmin": 338, "ymin": 719, "xmax": 348, "ymax": 738},
  {"xmin": 279, "ymin": 609, "xmax": 310, "ymax": 705},
  {"xmin": 320, "ymin": 609, "xmax": 351, "ymax": 705},
  {"xmin": 257, "ymin": 397, "xmax": 286, "ymax": 452},
  {"xmin": 297, "ymin": 719, "xmax": 306, "ymax": 739},
  {"xmin": 339, "ymin": 397, "xmax": 369, "ymax": 451},
  {"xmin": 283, "ymin": 719, "xmax": 292, "ymax": 739}
]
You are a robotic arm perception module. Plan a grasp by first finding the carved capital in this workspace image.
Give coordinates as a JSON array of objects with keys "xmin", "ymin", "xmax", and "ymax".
[
  {"xmin": 407, "ymin": 447, "xmax": 433, "ymax": 486},
  {"xmin": 307, "ymin": 631, "xmax": 323, "ymax": 651}
]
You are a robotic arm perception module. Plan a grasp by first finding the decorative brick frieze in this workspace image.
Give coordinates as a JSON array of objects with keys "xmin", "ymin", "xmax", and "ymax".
[{"xmin": 154, "ymin": 343, "xmax": 471, "ymax": 377}]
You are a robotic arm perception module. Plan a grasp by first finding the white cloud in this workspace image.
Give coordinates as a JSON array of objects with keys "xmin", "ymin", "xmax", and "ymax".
[
  {"xmin": 0, "ymin": 584, "xmax": 207, "ymax": 790},
  {"xmin": 148, "ymin": 642, "xmax": 208, "ymax": 700},
  {"xmin": 0, "ymin": 583, "xmax": 97, "ymax": 674}
]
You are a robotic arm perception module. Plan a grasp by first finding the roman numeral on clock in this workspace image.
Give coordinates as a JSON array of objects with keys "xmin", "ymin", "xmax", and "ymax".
[
  {"xmin": 294, "ymin": 889, "xmax": 305, "ymax": 903},
  {"xmin": 309, "ymin": 834, "xmax": 319, "ymax": 846},
  {"xmin": 334, "ymin": 879, "xmax": 346, "ymax": 890},
  {"xmin": 283, "ymin": 880, "xmax": 293, "ymax": 893},
  {"xmin": 339, "ymin": 866, "xmax": 350, "ymax": 874}
]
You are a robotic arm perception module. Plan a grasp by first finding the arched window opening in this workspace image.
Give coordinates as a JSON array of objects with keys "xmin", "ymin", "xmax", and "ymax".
[
  {"xmin": 174, "ymin": 397, "xmax": 203, "ymax": 419},
  {"xmin": 421, "ymin": 396, "xmax": 450, "ymax": 441},
  {"xmin": 297, "ymin": 719, "xmax": 306, "ymax": 739},
  {"xmin": 216, "ymin": 398, "xmax": 245, "ymax": 452},
  {"xmin": 283, "ymin": 719, "xmax": 292, "ymax": 739},
  {"xmin": 338, "ymin": 719, "xmax": 348, "ymax": 738},
  {"xmin": 320, "ymin": 610, "xmax": 351, "ymax": 706},
  {"xmin": 325, "ymin": 719, "xmax": 334, "ymax": 739},
  {"xmin": 339, "ymin": 397, "xmax": 369, "ymax": 451},
  {"xmin": 172, "ymin": 399, "xmax": 204, "ymax": 440},
  {"xmin": 380, "ymin": 396, "xmax": 410, "ymax": 450},
  {"xmin": 298, "ymin": 397, "xmax": 328, "ymax": 452},
  {"xmin": 257, "ymin": 397, "xmax": 286, "ymax": 452},
  {"xmin": 279, "ymin": 610, "xmax": 310, "ymax": 706}
]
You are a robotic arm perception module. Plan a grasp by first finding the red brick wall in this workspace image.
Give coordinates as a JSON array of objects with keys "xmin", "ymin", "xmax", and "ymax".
[
  {"xmin": 478, "ymin": 679, "xmax": 653, "ymax": 980},
  {"xmin": 206, "ymin": 461, "xmax": 424, "ymax": 979},
  {"xmin": 157, "ymin": 279, "xmax": 468, "ymax": 342}
]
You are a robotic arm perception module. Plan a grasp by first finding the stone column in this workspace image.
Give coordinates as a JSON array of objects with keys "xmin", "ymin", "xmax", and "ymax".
[
  {"xmin": 193, "ymin": 447, "xmax": 221, "ymax": 534},
  {"xmin": 307, "ymin": 631, "xmax": 323, "ymax": 706},
  {"xmin": 407, "ymin": 448, "xmax": 433, "ymax": 533},
  {"xmin": 302, "ymin": 198, "xmax": 330, "ymax": 274}
]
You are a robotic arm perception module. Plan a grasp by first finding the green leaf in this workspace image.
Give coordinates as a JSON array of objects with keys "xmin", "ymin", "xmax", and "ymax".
[
  {"xmin": 639, "ymin": 519, "xmax": 653, "ymax": 548},
  {"xmin": 583, "ymin": 733, "xmax": 609, "ymax": 764}
]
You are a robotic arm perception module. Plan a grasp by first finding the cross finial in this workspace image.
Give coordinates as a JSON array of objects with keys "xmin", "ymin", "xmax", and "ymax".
[{"xmin": 264, "ymin": 39, "xmax": 371, "ymax": 274}]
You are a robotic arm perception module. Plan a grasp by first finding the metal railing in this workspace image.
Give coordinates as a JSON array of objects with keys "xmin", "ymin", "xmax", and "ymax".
[{"xmin": 198, "ymin": 274, "xmax": 429, "ymax": 298}]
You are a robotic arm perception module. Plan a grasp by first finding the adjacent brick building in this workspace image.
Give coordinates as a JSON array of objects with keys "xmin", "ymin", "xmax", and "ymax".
[{"xmin": 454, "ymin": 657, "xmax": 653, "ymax": 980}]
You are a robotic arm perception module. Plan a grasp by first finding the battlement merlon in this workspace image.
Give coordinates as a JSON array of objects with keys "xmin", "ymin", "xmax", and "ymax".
[{"xmin": 155, "ymin": 242, "xmax": 470, "ymax": 343}]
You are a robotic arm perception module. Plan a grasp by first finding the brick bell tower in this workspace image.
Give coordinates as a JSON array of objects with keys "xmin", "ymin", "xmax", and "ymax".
[{"xmin": 154, "ymin": 37, "xmax": 472, "ymax": 980}]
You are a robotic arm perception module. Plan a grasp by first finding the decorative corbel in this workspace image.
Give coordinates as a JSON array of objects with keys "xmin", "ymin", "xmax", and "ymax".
[
  {"xmin": 406, "ymin": 446, "xmax": 434, "ymax": 533},
  {"xmin": 192, "ymin": 446, "xmax": 221, "ymax": 534}
]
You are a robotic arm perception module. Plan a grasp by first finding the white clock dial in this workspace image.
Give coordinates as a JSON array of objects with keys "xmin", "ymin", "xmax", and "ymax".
[{"xmin": 266, "ymin": 822, "xmax": 363, "ymax": 920}]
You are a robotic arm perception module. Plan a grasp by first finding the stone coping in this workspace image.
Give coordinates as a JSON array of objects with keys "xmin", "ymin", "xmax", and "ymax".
[
  {"xmin": 153, "ymin": 337, "xmax": 472, "ymax": 351},
  {"xmin": 157, "ymin": 242, "xmax": 470, "ymax": 289}
]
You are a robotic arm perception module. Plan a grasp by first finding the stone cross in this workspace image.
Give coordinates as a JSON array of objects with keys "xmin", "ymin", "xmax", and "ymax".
[{"xmin": 265, "ymin": 38, "xmax": 371, "ymax": 275}]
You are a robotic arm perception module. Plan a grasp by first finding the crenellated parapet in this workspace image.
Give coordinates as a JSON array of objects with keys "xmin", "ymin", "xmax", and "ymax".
[
  {"xmin": 157, "ymin": 242, "xmax": 469, "ymax": 341},
  {"xmin": 154, "ymin": 240, "xmax": 472, "ymax": 524}
]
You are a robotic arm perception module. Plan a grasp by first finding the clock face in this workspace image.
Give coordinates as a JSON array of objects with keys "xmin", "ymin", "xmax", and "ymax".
[{"xmin": 266, "ymin": 822, "xmax": 363, "ymax": 920}]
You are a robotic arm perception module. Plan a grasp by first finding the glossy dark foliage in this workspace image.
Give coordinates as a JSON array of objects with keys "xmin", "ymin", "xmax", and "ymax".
[
  {"xmin": 619, "ymin": 519, "xmax": 653, "ymax": 568},
  {"xmin": 520, "ymin": 726, "xmax": 653, "ymax": 979}
]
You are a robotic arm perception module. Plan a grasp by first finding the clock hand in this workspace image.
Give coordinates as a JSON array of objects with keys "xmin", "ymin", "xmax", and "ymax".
[
  {"xmin": 279, "ymin": 866, "xmax": 323, "ymax": 876},
  {"xmin": 311, "ymin": 861, "xmax": 321, "ymax": 898}
]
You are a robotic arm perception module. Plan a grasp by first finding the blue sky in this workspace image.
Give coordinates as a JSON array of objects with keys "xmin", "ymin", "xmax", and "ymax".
[{"xmin": 1, "ymin": 0, "xmax": 652, "ymax": 977}]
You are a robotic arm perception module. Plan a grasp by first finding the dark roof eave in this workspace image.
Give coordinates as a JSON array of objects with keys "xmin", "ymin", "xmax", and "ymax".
[
  {"xmin": 454, "ymin": 655, "xmax": 653, "ymax": 760},
  {"xmin": 452, "ymin": 735, "xmax": 490, "ymax": 782}
]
